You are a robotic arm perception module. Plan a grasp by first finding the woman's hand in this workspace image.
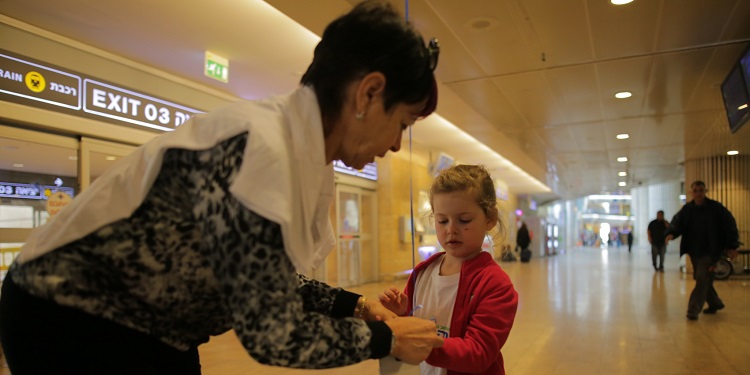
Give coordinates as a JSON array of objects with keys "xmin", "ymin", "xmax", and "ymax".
[
  {"xmin": 365, "ymin": 299, "xmax": 398, "ymax": 321},
  {"xmin": 378, "ymin": 286, "xmax": 408, "ymax": 316},
  {"xmin": 385, "ymin": 317, "xmax": 443, "ymax": 364}
]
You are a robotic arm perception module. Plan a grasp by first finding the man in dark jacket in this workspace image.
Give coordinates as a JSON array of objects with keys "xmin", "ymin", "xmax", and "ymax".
[
  {"xmin": 647, "ymin": 210, "xmax": 669, "ymax": 272},
  {"xmin": 666, "ymin": 181, "xmax": 740, "ymax": 320}
]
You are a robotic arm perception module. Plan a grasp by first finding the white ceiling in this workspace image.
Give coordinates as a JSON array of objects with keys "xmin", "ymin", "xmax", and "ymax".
[{"xmin": 1, "ymin": 0, "xmax": 750, "ymax": 202}]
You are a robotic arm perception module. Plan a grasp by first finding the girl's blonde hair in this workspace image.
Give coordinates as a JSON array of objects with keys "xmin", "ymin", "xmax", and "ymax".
[{"xmin": 429, "ymin": 164, "xmax": 505, "ymax": 246}]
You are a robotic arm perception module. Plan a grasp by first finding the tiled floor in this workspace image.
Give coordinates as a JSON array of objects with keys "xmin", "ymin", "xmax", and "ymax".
[{"xmin": 4, "ymin": 246, "xmax": 750, "ymax": 374}]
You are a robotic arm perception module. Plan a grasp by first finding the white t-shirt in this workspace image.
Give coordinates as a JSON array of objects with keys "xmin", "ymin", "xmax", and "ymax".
[{"xmin": 414, "ymin": 254, "xmax": 460, "ymax": 375}]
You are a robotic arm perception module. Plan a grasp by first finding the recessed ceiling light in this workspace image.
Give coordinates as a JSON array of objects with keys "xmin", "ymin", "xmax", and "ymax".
[
  {"xmin": 105, "ymin": 156, "xmax": 116, "ymax": 161},
  {"xmin": 618, "ymin": 172, "xmax": 627, "ymax": 177},
  {"xmin": 615, "ymin": 91, "xmax": 632, "ymax": 99},
  {"xmin": 727, "ymin": 150, "xmax": 739, "ymax": 155},
  {"xmin": 617, "ymin": 157, "xmax": 628, "ymax": 162},
  {"xmin": 12, "ymin": 163, "xmax": 24, "ymax": 168},
  {"xmin": 618, "ymin": 181, "xmax": 627, "ymax": 186},
  {"xmin": 616, "ymin": 134, "xmax": 629, "ymax": 139},
  {"xmin": 611, "ymin": 0, "xmax": 634, "ymax": 4},
  {"xmin": 465, "ymin": 17, "xmax": 499, "ymax": 31}
]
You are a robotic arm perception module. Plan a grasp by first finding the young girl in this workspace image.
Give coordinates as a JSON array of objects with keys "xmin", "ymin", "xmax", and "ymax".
[{"xmin": 380, "ymin": 164, "xmax": 518, "ymax": 375}]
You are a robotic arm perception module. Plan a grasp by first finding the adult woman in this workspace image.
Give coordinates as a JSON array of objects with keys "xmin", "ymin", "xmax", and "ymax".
[{"xmin": 0, "ymin": 1, "xmax": 442, "ymax": 373}]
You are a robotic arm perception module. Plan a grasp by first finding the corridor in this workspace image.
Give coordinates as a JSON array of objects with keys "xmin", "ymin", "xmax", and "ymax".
[{"xmin": 197, "ymin": 246, "xmax": 750, "ymax": 375}]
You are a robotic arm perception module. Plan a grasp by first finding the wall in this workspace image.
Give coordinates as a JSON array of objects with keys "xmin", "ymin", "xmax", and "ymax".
[
  {"xmin": 376, "ymin": 140, "xmax": 434, "ymax": 280},
  {"xmin": 685, "ymin": 155, "xmax": 750, "ymax": 249}
]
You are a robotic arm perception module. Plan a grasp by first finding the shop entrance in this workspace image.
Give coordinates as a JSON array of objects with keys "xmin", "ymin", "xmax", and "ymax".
[{"xmin": 0, "ymin": 124, "xmax": 137, "ymax": 280}]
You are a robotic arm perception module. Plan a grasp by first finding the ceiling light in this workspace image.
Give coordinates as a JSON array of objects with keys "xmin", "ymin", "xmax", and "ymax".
[
  {"xmin": 105, "ymin": 156, "xmax": 116, "ymax": 161},
  {"xmin": 617, "ymin": 157, "xmax": 628, "ymax": 162},
  {"xmin": 618, "ymin": 172, "xmax": 627, "ymax": 177},
  {"xmin": 615, "ymin": 91, "xmax": 632, "ymax": 99},
  {"xmin": 611, "ymin": 0, "xmax": 634, "ymax": 4},
  {"xmin": 12, "ymin": 163, "xmax": 24, "ymax": 168},
  {"xmin": 727, "ymin": 150, "xmax": 739, "ymax": 155},
  {"xmin": 616, "ymin": 134, "xmax": 629, "ymax": 139},
  {"xmin": 618, "ymin": 182, "xmax": 627, "ymax": 187}
]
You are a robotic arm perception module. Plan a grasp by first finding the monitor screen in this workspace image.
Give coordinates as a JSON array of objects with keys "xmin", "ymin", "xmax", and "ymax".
[
  {"xmin": 721, "ymin": 63, "xmax": 750, "ymax": 133},
  {"xmin": 741, "ymin": 46, "xmax": 750, "ymax": 103}
]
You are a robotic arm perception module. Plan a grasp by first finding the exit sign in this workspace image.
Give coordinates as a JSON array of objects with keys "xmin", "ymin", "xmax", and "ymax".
[{"xmin": 205, "ymin": 52, "xmax": 228, "ymax": 83}]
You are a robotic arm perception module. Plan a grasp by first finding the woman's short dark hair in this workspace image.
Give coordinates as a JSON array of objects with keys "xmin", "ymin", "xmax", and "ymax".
[{"xmin": 300, "ymin": 0, "xmax": 437, "ymax": 124}]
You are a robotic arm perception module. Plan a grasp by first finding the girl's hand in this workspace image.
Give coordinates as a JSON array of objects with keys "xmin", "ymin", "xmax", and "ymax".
[{"xmin": 378, "ymin": 286, "xmax": 408, "ymax": 316}]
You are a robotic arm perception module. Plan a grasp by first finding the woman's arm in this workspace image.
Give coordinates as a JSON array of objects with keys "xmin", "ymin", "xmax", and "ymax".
[{"xmin": 203, "ymin": 200, "xmax": 392, "ymax": 368}]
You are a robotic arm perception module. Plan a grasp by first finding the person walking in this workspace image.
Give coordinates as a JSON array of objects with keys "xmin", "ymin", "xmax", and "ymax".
[
  {"xmin": 517, "ymin": 221, "xmax": 532, "ymax": 262},
  {"xmin": 665, "ymin": 181, "xmax": 741, "ymax": 320},
  {"xmin": 627, "ymin": 230, "xmax": 634, "ymax": 253},
  {"xmin": 647, "ymin": 211, "xmax": 669, "ymax": 271}
]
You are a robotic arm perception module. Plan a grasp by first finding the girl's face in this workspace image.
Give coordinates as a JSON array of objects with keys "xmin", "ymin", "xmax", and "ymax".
[{"xmin": 432, "ymin": 190, "xmax": 496, "ymax": 260}]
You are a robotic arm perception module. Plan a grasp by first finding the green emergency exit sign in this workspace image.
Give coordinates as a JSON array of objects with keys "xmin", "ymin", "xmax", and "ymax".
[{"xmin": 205, "ymin": 52, "xmax": 228, "ymax": 83}]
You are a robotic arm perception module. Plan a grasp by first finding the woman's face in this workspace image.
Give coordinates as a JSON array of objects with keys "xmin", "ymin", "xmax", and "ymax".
[{"xmin": 338, "ymin": 98, "xmax": 426, "ymax": 170}]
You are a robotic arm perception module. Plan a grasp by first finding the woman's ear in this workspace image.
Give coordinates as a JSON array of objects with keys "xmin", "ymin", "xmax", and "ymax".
[{"xmin": 355, "ymin": 72, "xmax": 386, "ymax": 114}]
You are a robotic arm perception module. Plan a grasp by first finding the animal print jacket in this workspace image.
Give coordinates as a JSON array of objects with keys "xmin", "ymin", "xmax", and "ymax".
[{"xmin": 9, "ymin": 133, "xmax": 391, "ymax": 368}]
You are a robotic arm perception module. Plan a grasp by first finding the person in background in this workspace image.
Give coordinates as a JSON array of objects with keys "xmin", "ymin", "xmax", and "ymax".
[
  {"xmin": 379, "ymin": 165, "xmax": 519, "ymax": 375},
  {"xmin": 517, "ymin": 222, "xmax": 531, "ymax": 252},
  {"xmin": 627, "ymin": 230, "xmax": 634, "ymax": 253},
  {"xmin": 666, "ymin": 181, "xmax": 740, "ymax": 320},
  {"xmin": 0, "ymin": 1, "xmax": 444, "ymax": 373},
  {"xmin": 647, "ymin": 210, "xmax": 669, "ymax": 271},
  {"xmin": 517, "ymin": 221, "xmax": 532, "ymax": 262}
]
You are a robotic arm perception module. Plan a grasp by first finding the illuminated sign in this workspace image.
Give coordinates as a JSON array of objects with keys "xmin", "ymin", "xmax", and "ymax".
[
  {"xmin": 83, "ymin": 79, "xmax": 199, "ymax": 132},
  {"xmin": 0, "ymin": 182, "xmax": 74, "ymax": 200},
  {"xmin": 205, "ymin": 51, "xmax": 229, "ymax": 83},
  {"xmin": 0, "ymin": 53, "xmax": 81, "ymax": 110},
  {"xmin": 0, "ymin": 49, "xmax": 203, "ymax": 132},
  {"xmin": 333, "ymin": 160, "xmax": 377, "ymax": 181}
]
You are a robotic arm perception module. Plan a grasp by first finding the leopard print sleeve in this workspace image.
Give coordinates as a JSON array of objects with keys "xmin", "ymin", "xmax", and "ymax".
[
  {"xmin": 193, "ymin": 134, "xmax": 378, "ymax": 368},
  {"xmin": 203, "ymin": 197, "xmax": 377, "ymax": 368},
  {"xmin": 296, "ymin": 274, "xmax": 339, "ymax": 315}
]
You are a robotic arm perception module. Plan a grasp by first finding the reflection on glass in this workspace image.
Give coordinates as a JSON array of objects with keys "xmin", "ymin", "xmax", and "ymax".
[
  {"xmin": 0, "ymin": 133, "xmax": 78, "ymax": 281},
  {"xmin": 339, "ymin": 192, "xmax": 360, "ymax": 234}
]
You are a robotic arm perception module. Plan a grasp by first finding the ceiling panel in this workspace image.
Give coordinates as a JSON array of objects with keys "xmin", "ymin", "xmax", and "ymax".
[
  {"xmin": 428, "ymin": 0, "xmax": 542, "ymax": 77},
  {"xmin": 492, "ymin": 71, "xmax": 565, "ymax": 128},
  {"xmin": 588, "ymin": 0, "xmax": 661, "ymax": 60},
  {"xmin": 657, "ymin": 0, "xmax": 738, "ymax": 50},
  {"xmin": 520, "ymin": 0, "xmax": 592, "ymax": 67},
  {"xmin": 545, "ymin": 64, "xmax": 603, "ymax": 125},
  {"xmin": 445, "ymin": 79, "xmax": 527, "ymax": 131},
  {"xmin": 596, "ymin": 56, "xmax": 653, "ymax": 119}
]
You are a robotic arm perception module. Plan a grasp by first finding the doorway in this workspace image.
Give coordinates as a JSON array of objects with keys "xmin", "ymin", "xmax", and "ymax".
[
  {"xmin": 0, "ymin": 125, "xmax": 138, "ymax": 280},
  {"xmin": 334, "ymin": 184, "xmax": 378, "ymax": 287}
]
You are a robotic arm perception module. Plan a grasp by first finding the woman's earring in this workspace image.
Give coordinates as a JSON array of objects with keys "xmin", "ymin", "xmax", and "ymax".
[{"xmin": 355, "ymin": 112, "xmax": 364, "ymax": 120}]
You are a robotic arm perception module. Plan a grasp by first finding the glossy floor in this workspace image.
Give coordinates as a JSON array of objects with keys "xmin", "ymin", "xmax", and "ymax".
[{"xmin": 4, "ymin": 246, "xmax": 750, "ymax": 374}]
